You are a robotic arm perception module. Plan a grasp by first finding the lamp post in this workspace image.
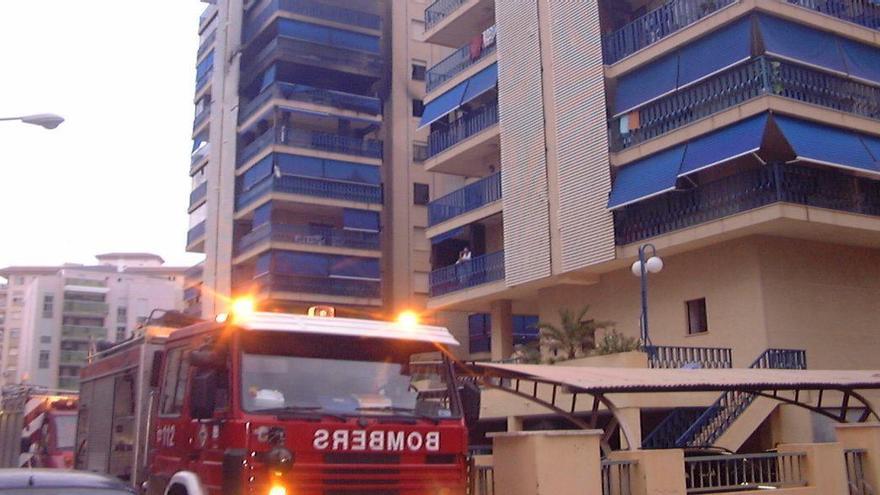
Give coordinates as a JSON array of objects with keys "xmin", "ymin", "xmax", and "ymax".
[
  {"xmin": 0, "ymin": 113, "xmax": 65, "ymax": 130},
  {"xmin": 631, "ymin": 243, "xmax": 663, "ymax": 346}
]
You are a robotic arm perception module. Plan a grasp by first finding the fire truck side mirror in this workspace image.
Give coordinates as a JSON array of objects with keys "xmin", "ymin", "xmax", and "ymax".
[
  {"xmin": 459, "ymin": 381, "xmax": 481, "ymax": 428},
  {"xmin": 190, "ymin": 370, "xmax": 218, "ymax": 420}
]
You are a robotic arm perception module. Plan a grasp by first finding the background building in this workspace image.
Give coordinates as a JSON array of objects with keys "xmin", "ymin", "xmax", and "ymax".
[{"xmin": 0, "ymin": 253, "xmax": 185, "ymax": 389}]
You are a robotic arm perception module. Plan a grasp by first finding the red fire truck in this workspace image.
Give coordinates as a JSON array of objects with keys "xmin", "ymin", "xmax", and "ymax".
[
  {"xmin": 76, "ymin": 304, "xmax": 479, "ymax": 495},
  {"xmin": 0, "ymin": 385, "xmax": 78, "ymax": 469}
]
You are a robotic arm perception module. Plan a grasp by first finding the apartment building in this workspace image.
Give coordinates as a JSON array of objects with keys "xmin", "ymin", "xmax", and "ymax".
[
  {"xmin": 418, "ymin": 0, "xmax": 880, "ymax": 449},
  {"xmin": 0, "ymin": 253, "xmax": 185, "ymax": 389}
]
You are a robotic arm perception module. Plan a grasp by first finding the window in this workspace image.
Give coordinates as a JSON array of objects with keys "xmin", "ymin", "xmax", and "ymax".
[
  {"xmin": 412, "ymin": 63, "xmax": 426, "ymax": 81},
  {"xmin": 159, "ymin": 348, "xmax": 183, "ymax": 416},
  {"xmin": 468, "ymin": 314, "xmax": 491, "ymax": 354},
  {"xmin": 40, "ymin": 336, "xmax": 51, "ymax": 344},
  {"xmin": 42, "ymin": 295, "xmax": 54, "ymax": 319},
  {"xmin": 116, "ymin": 327, "xmax": 126, "ymax": 342},
  {"xmin": 412, "ymin": 99, "xmax": 425, "ymax": 117},
  {"xmin": 686, "ymin": 298, "xmax": 709, "ymax": 335},
  {"xmin": 117, "ymin": 307, "xmax": 127, "ymax": 324},
  {"xmin": 413, "ymin": 183, "xmax": 430, "ymax": 205},
  {"xmin": 38, "ymin": 351, "xmax": 50, "ymax": 369}
]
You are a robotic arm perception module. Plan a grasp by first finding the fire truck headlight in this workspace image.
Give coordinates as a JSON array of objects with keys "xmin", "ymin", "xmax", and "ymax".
[
  {"xmin": 268, "ymin": 485, "xmax": 287, "ymax": 495},
  {"xmin": 266, "ymin": 446, "xmax": 294, "ymax": 474}
]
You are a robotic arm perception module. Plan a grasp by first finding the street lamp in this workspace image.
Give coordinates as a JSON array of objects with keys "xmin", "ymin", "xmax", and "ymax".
[
  {"xmin": 0, "ymin": 113, "xmax": 65, "ymax": 130},
  {"xmin": 631, "ymin": 243, "xmax": 663, "ymax": 346}
]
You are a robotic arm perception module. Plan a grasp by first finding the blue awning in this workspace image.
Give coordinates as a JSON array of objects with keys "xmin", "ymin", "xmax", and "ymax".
[
  {"xmin": 677, "ymin": 17, "xmax": 752, "ymax": 88},
  {"xmin": 862, "ymin": 135, "xmax": 880, "ymax": 163},
  {"xmin": 343, "ymin": 208, "xmax": 380, "ymax": 232},
  {"xmin": 461, "ymin": 63, "xmax": 498, "ymax": 105},
  {"xmin": 774, "ymin": 115, "xmax": 880, "ymax": 175},
  {"xmin": 613, "ymin": 53, "xmax": 678, "ymax": 116},
  {"xmin": 608, "ymin": 145, "xmax": 686, "ymax": 210},
  {"xmin": 430, "ymin": 227, "xmax": 465, "ymax": 244},
  {"xmin": 840, "ymin": 38, "xmax": 880, "ymax": 85},
  {"xmin": 418, "ymin": 80, "xmax": 468, "ymax": 129},
  {"xmin": 679, "ymin": 114, "xmax": 768, "ymax": 176},
  {"xmin": 757, "ymin": 15, "xmax": 847, "ymax": 73}
]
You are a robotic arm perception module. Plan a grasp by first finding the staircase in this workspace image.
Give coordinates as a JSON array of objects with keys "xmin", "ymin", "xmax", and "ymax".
[{"xmin": 642, "ymin": 349, "xmax": 807, "ymax": 449}]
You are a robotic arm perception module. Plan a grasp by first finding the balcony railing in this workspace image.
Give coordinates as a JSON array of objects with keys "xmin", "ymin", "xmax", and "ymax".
[
  {"xmin": 197, "ymin": 29, "xmax": 216, "ymax": 60},
  {"xmin": 245, "ymin": 36, "xmax": 383, "ymax": 81},
  {"xmin": 189, "ymin": 182, "xmax": 208, "ymax": 209},
  {"xmin": 237, "ymin": 223, "xmax": 380, "ymax": 253},
  {"xmin": 787, "ymin": 0, "xmax": 879, "ymax": 30},
  {"xmin": 602, "ymin": 459, "xmax": 636, "ymax": 495},
  {"xmin": 244, "ymin": 0, "xmax": 381, "ymax": 42},
  {"xmin": 429, "ymin": 250, "xmax": 505, "ymax": 297},
  {"xmin": 428, "ymin": 102, "xmax": 498, "ymax": 157},
  {"xmin": 188, "ymin": 221, "xmax": 207, "ymax": 246},
  {"xmin": 62, "ymin": 300, "xmax": 109, "ymax": 316},
  {"xmin": 610, "ymin": 56, "xmax": 880, "ymax": 151},
  {"xmin": 236, "ymin": 175, "xmax": 382, "ymax": 211},
  {"xmin": 193, "ymin": 107, "xmax": 210, "ymax": 130},
  {"xmin": 425, "ymin": 0, "xmax": 467, "ymax": 30},
  {"xmin": 602, "ymin": 0, "xmax": 737, "ymax": 64},
  {"xmin": 645, "ymin": 345, "xmax": 733, "ymax": 369},
  {"xmin": 60, "ymin": 350, "xmax": 90, "ymax": 365},
  {"xmin": 238, "ymin": 81, "xmax": 381, "ymax": 124},
  {"xmin": 685, "ymin": 452, "xmax": 807, "ymax": 493},
  {"xmin": 195, "ymin": 69, "xmax": 212, "ymax": 93},
  {"xmin": 61, "ymin": 325, "xmax": 108, "ymax": 342},
  {"xmin": 254, "ymin": 273, "xmax": 380, "ymax": 298},
  {"xmin": 429, "ymin": 172, "xmax": 501, "ymax": 226},
  {"xmin": 426, "ymin": 31, "xmax": 496, "ymax": 92},
  {"xmin": 64, "ymin": 278, "xmax": 106, "ymax": 288},
  {"xmin": 238, "ymin": 128, "xmax": 383, "ymax": 166},
  {"xmin": 845, "ymin": 449, "xmax": 872, "ymax": 495},
  {"xmin": 614, "ymin": 162, "xmax": 880, "ymax": 245}
]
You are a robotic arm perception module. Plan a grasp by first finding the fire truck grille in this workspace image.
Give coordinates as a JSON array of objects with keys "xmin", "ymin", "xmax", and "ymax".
[{"xmin": 323, "ymin": 453, "xmax": 400, "ymax": 464}]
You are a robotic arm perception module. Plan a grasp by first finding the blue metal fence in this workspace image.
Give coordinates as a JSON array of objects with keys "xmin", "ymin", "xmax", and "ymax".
[
  {"xmin": 237, "ymin": 223, "xmax": 380, "ymax": 253},
  {"xmin": 602, "ymin": 0, "xmax": 737, "ymax": 64},
  {"xmin": 429, "ymin": 172, "xmax": 502, "ymax": 226},
  {"xmin": 787, "ymin": 0, "xmax": 880, "ymax": 30},
  {"xmin": 429, "ymin": 102, "xmax": 499, "ymax": 157},
  {"xmin": 614, "ymin": 162, "xmax": 880, "ymax": 245},
  {"xmin": 238, "ymin": 127, "xmax": 383, "ymax": 166},
  {"xmin": 244, "ymin": 0, "xmax": 381, "ymax": 42},
  {"xmin": 239, "ymin": 82, "xmax": 381, "ymax": 124},
  {"xmin": 425, "ymin": 0, "xmax": 468, "ymax": 30},
  {"xmin": 610, "ymin": 57, "xmax": 880, "ymax": 151},
  {"xmin": 187, "ymin": 221, "xmax": 206, "ymax": 245},
  {"xmin": 645, "ymin": 345, "xmax": 733, "ymax": 369},
  {"xmin": 253, "ymin": 273, "xmax": 380, "ymax": 299},
  {"xmin": 426, "ymin": 33, "xmax": 497, "ymax": 93},
  {"xmin": 236, "ymin": 175, "xmax": 382, "ymax": 211},
  {"xmin": 429, "ymin": 250, "xmax": 505, "ymax": 297}
]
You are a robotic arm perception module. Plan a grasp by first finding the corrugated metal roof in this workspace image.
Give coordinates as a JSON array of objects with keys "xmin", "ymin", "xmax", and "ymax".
[{"xmin": 472, "ymin": 363, "xmax": 880, "ymax": 393}]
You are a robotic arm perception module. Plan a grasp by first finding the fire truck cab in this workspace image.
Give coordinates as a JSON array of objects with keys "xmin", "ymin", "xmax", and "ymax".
[
  {"xmin": 80, "ymin": 305, "xmax": 478, "ymax": 495},
  {"xmin": 0, "ymin": 386, "xmax": 78, "ymax": 469}
]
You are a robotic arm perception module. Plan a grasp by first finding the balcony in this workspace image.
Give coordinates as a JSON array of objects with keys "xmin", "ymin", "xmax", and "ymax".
[
  {"xmin": 429, "ymin": 172, "xmax": 501, "ymax": 226},
  {"xmin": 197, "ymin": 29, "xmax": 216, "ymax": 60},
  {"xmin": 244, "ymin": 0, "xmax": 381, "ymax": 42},
  {"xmin": 645, "ymin": 345, "xmax": 733, "ymax": 369},
  {"xmin": 239, "ymin": 82, "xmax": 381, "ymax": 125},
  {"xmin": 61, "ymin": 325, "xmax": 108, "ymax": 342},
  {"xmin": 193, "ymin": 107, "xmax": 210, "ymax": 131},
  {"xmin": 423, "ymin": 0, "xmax": 494, "ymax": 47},
  {"xmin": 425, "ymin": 0, "xmax": 467, "ymax": 30},
  {"xmin": 62, "ymin": 300, "xmax": 109, "ymax": 316},
  {"xmin": 426, "ymin": 30, "xmax": 496, "ymax": 93},
  {"xmin": 189, "ymin": 182, "xmax": 208, "ymax": 210},
  {"xmin": 786, "ymin": 0, "xmax": 879, "ymax": 30},
  {"xmin": 236, "ymin": 175, "xmax": 382, "ymax": 211},
  {"xmin": 610, "ymin": 57, "xmax": 880, "ymax": 152},
  {"xmin": 64, "ymin": 278, "xmax": 106, "ymax": 288},
  {"xmin": 245, "ymin": 36, "xmax": 383, "ymax": 82},
  {"xmin": 187, "ymin": 221, "xmax": 207, "ymax": 246},
  {"xmin": 429, "ymin": 250, "xmax": 505, "ymax": 297},
  {"xmin": 254, "ymin": 273, "xmax": 380, "ymax": 299},
  {"xmin": 60, "ymin": 350, "xmax": 89, "ymax": 365},
  {"xmin": 601, "ymin": 0, "xmax": 736, "ymax": 65},
  {"xmin": 237, "ymin": 223, "xmax": 380, "ymax": 254},
  {"xmin": 429, "ymin": 102, "xmax": 498, "ymax": 158},
  {"xmin": 238, "ymin": 128, "xmax": 383, "ymax": 166},
  {"xmin": 195, "ymin": 69, "xmax": 212, "ymax": 93},
  {"xmin": 613, "ymin": 162, "xmax": 880, "ymax": 245}
]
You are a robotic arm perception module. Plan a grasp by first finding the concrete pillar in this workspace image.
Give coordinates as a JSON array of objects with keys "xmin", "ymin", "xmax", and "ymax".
[
  {"xmin": 489, "ymin": 430, "xmax": 603, "ymax": 495},
  {"xmin": 836, "ymin": 424, "xmax": 880, "ymax": 493},
  {"xmin": 779, "ymin": 442, "xmax": 848, "ymax": 495},
  {"xmin": 617, "ymin": 407, "xmax": 642, "ymax": 450},
  {"xmin": 609, "ymin": 449, "xmax": 686, "ymax": 495},
  {"xmin": 490, "ymin": 299, "xmax": 514, "ymax": 361}
]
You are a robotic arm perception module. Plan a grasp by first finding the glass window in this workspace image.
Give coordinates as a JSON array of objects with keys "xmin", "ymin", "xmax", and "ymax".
[
  {"xmin": 413, "ymin": 183, "xmax": 429, "ymax": 205},
  {"xmin": 468, "ymin": 314, "xmax": 491, "ymax": 354},
  {"xmin": 412, "ymin": 99, "xmax": 425, "ymax": 117},
  {"xmin": 686, "ymin": 298, "xmax": 709, "ymax": 335},
  {"xmin": 412, "ymin": 63, "xmax": 426, "ymax": 81},
  {"xmin": 159, "ymin": 348, "xmax": 183, "ymax": 416},
  {"xmin": 42, "ymin": 295, "xmax": 54, "ymax": 319},
  {"xmin": 116, "ymin": 327, "xmax": 126, "ymax": 341},
  {"xmin": 241, "ymin": 154, "xmax": 274, "ymax": 191},
  {"xmin": 38, "ymin": 351, "xmax": 50, "ymax": 369},
  {"xmin": 39, "ymin": 336, "xmax": 51, "ymax": 344}
]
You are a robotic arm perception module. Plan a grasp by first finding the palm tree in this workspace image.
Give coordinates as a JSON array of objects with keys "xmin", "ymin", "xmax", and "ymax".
[{"xmin": 537, "ymin": 306, "xmax": 613, "ymax": 361}]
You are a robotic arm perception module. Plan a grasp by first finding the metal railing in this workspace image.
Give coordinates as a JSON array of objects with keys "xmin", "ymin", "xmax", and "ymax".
[
  {"xmin": 610, "ymin": 56, "xmax": 880, "ymax": 151},
  {"xmin": 236, "ymin": 175, "xmax": 382, "ymax": 211},
  {"xmin": 187, "ymin": 221, "xmax": 207, "ymax": 246},
  {"xmin": 645, "ymin": 345, "xmax": 733, "ymax": 369},
  {"xmin": 252, "ymin": 273, "xmax": 380, "ymax": 299},
  {"xmin": 603, "ymin": 459, "xmax": 637, "ymax": 495},
  {"xmin": 189, "ymin": 182, "xmax": 208, "ymax": 209},
  {"xmin": 426, "ymin": 32, "xmax": 496, "ymax": 92},
  {"xmin": 429, "ymin": 250, "xmax": 505, "ymax": 297},
  {"xmin": 238, "ymin": 127, "xmax": 383, "ymax": 166},
  {"xmin": 425, "ymin": 0, "xmax": 468, "ymax": 30},
  {"xmin": 428, "ymin": 101, "xmax": 499, "ymax": 157},
  {"xmin": 471, "ymin": 464, "xmax": 494, "ymax": 495},
  {"xmin": 238, "ymin": 81, "xmax": 381, "ymax": 123},
  {"xmin": 602, "ymin": 0, "xmax": 737, "ymax": 64},
  {"xmin": 429, "ymin": 172, "xmax": 501, "ymax": 226},
  {"xmin": 845, "ymin": 449, "xmax": 875, "ymax": 495},
  {"xmin": 685, "ymin": 451, "xmax": 807, "ymax": 493},
  {"xmin": 787, "ymin": 0, "xmax": 880, "ymax": 30},
  {"xmin": 752, "ymin": 348, "xmax": 807, "ymax": 369},
  {"xmin": 61, "ymin": 325, "xmax": 107, "ymax": 342},
  {"xmin": 642, "ymin": 409, "xmax": 707, "ymax": 449},
  {"xmin": 62, "ymin": 301, "xmax": 109, "ymax": 315},
  {"xmin": 614, "ymin": 162, "xmax": 880, "ymax": 245},
  {"xmin": 237, "ymin": 223, "xmax": 380, "ymax": 253},
  {"xmin": 244, "ymin": 0, "xmax": 381, "ymax": 42}
]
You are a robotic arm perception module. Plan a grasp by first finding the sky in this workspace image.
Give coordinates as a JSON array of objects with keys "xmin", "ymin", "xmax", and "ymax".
[{"xmin": 0, "ymin": 1, "xmax": 207, "ymax": 271}]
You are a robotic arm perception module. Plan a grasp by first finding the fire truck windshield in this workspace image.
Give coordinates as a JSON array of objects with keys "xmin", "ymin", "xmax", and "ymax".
[{"xmin": 240, "ymin": 332, "xmax": 460, "ymax": 420}]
